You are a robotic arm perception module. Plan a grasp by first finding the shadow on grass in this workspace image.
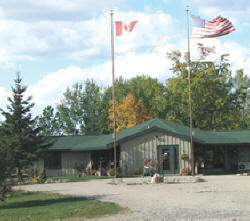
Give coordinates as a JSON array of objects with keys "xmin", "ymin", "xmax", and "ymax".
[
  {"xmin": 0, "ymin": 197, "xmax": 86, "ymax": 210},
  {"xmin": 0, "ymin": 192, "xmax": 115, "ymax": 210}
]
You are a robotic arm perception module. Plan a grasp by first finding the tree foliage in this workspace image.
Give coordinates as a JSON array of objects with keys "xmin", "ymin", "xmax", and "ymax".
[
  {"xmin": 0, "ymin": 126, "xmax": 14, "ymax": 201},
  {"xmin": 39, "ymin": 76, "xmax": 165, "ymax": 135},
  {"xmin": 233, "ymin": 69, "xmax": 250, "ymax": 128},
  {"xmin": 81, "ymin": 79, "xmax": 109, "ymax": 135},
  {"xmin": 166, "ymin": 51, "xmax": 246, "ymax": 130},
  {"xmin": 57, "ymin": 83, "xmax": 84, "ymax": 135},
  {"xmin": 37, "ymin": 69, "xmax": 249, "ymax": 135},
  {"xmin": 36, "ymin": 105, "xmax": 63, "ymax": 136},
  {"xmin": 109, "ymin": 93, "xmax": 154, "ymax": 132},
  {"xmin": 104, "ymin": 75, "xmax": 167, "ymax": 118},
  {"xmin": 53, "ymin": 79, "xmax": 109, "ymax": 135},
  {"xmin": 0, "ymin": 73, "xmax": 48, "ymax": 182}
]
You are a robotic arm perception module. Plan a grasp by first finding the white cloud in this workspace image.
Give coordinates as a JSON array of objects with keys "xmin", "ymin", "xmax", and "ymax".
[
  {"xmin": 0, "ymin": 86, "xmax": 9, "ymax": 110},
  {"xmin": 25, "ymin": 43, "xmax": 175, "ymax": 113},
  {"xmin": 222, "ymin": 41, "xmax": 250, "ymax": 75},
  {"xmin": 0, "ymin": 10, "xmax": 181, "ymax": 65},
  {"xmin": 190, "ymin": 0, "xmax": 250, "ymax": 25},
  {"xmin": 26, "ymin": 66, "xmax": 86, "ymax": 105},
  {"xmin": 0, "ymin": 0, "xmax": 124, "ymax": 21},
  {"xmin": 0, "ymin": 1, "xmax": 249, "ymax": 118}
]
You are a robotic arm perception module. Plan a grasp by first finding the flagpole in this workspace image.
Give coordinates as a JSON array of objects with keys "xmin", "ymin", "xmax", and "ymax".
[
  {"xmin": 110, "ymin": 10, "xmax": 117, "ymax": 178},
  {"xmin": 186, "ymin": 6, "xmax": 195, "ymax": 176}
]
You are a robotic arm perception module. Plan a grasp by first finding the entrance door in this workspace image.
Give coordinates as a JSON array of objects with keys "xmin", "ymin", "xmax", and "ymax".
[{"xmin": 158, "ymin": 145, "xmax": 179, "ymax": 174}]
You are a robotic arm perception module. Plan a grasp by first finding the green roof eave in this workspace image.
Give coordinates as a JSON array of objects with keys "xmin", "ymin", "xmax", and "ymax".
[
  {"xmin": 45, "ymin": 119, "xmax": 250, "ymax": 152},
  {"xmin": 106, "ymin": 126, "xmax": 207, "ymax": 146}
]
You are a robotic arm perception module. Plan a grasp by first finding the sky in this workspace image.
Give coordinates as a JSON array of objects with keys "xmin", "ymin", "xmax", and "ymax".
[{"xmin": 0, "ymin": 0, "xmax": 250, "ymax": 116}]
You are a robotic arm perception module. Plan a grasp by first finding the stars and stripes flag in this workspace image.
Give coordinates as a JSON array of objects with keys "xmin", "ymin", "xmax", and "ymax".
[{"xmin": 191, "ymin": 14, "xmax": 235, "ymax": 39}]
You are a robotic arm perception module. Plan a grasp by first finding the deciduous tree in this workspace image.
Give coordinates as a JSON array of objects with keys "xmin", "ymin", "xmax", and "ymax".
[
  {"xmin": 166, "ymin": 51, "xmax": 243, "ymax": 130},
  {"xmin": 57, "ymin": 79, "xmax": 109, "ymax": 135},
  {"xmin": 109, "ymin": 93, "xmax": 154, "ymax": 132},
  {"xmin": 36, "ymin": 105, "xmax": 63, "ymax": 136}
]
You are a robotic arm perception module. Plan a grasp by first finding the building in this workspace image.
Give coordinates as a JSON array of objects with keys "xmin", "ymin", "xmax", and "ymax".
[{"xmin": 39, "ymin": 118, "xmax": 250, "ymax": 177}]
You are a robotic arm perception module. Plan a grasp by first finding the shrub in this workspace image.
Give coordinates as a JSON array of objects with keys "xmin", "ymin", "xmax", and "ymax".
[
  {"xmin": 107, "ymin": 168, "xmax": 121, "ymax": 177},
  {"xmin": 180, "ymin": 153, "xmax": 189, "ymax": 160},
  {"xmin": 29, "ymin": 176, "xmax": 45, "ymax": 184},
  {"xmin": 0, "ymin": 185, "xmax": 12, "ymax": 202},
  {"xmin": 29, "ymin": 167, "xmax": 46, "ymax": 184}
]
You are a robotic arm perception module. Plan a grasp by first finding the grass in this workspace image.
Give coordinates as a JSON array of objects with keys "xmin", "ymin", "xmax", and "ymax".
[
  {"xmin": 49, "ymin": 175, "xmax": 111, "ymax": 181},
  {"xmin": 0, "ymin": 191, "xmax": 126, "ymax": 221}
]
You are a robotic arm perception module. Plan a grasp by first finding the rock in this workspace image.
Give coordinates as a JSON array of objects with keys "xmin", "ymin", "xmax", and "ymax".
[{"xmin": 151, "ymin": 173, "xmax": 163, "ymax": 184}]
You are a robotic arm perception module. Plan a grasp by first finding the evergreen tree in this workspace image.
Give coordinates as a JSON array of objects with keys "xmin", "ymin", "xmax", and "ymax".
[
  {"xmin": 0, "ymin": 73, "xmax": 48, "ymax": 182},
  {"xmin": 0, "ymin": 126, "xmax": 15, "ymax": 201}
]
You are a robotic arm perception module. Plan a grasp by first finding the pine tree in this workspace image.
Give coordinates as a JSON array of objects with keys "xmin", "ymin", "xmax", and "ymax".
[
  {"xmin": 0, "ymin": 126, "xmax": 14, "ymax": 201},
  {"xmin": 0, "ymin": 73, "xmax": 48, "ymax": 182}
]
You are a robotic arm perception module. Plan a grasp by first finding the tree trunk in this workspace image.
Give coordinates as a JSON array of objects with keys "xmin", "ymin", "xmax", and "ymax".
[{"xmin": 17, "ymin": 167, "xmax": 23, "ymax": 183}]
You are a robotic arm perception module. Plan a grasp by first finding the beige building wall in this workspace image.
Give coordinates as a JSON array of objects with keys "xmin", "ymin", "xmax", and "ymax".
[
  {"xmin": 45, "ymin": 151, "xmax": 91, "ymax": 177},
  {"xmin": 119, "ymin": 131, "xmax": 191, "ymax": 176}
]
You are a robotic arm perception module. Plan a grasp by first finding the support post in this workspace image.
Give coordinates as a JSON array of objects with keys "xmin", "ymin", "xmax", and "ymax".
[{"xmin": 110, "ymin": 10, "xmax": 117, "ymax": 178}]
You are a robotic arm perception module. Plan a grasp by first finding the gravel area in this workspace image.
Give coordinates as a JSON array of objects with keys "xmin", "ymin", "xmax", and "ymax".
[{"xmin": 14, "ymin": 175, "xmax": 250, "ymax": 220}]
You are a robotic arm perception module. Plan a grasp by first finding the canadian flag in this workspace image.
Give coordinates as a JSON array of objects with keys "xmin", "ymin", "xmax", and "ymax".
[{"xmin": 115, "ymin": 21, "xmax": 138, "ymax": 36}]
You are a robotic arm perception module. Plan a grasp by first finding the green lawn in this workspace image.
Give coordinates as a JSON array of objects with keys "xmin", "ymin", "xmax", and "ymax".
[
  {"xmin": 49, "ymin": 175, "xmax": 111, "ymax": 182},
  {"xmin": 0, "ymin": 191, "xmax": 126, "ymax": 221}
]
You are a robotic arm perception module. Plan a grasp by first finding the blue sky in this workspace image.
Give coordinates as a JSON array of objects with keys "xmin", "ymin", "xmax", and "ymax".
[{"xmin": 0, "ymin": 0, "xmax": 249, "ymax": 116}]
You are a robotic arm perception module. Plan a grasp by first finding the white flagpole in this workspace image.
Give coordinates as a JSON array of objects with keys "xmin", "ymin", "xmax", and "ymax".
[
  {"xmin": 110, "ymin": 10, "xmax": 117, "ymax": 178},
  {"xmin": 186, "ymin": 6, "xmax": 195, "ymax": 176}
]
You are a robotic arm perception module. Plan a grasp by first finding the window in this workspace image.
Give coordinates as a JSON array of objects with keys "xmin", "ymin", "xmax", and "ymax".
[{"xmin": 44, "ymin": 152, "xmax": 62, "ymax": 169}]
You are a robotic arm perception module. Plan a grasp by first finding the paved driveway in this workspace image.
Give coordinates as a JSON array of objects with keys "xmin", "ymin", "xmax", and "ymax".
[{"xmin": 15, "ymin": 175, "xmax": 250, "ymax": 220}]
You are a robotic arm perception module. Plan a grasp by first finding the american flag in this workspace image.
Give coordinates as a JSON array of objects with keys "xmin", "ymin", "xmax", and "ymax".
[{"xmin": 191, "ymin": 14, "xmax": 235, "ymax": 39}]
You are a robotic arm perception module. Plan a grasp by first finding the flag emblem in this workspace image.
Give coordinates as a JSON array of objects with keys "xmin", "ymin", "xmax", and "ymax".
[
  {"xmin": 199, "ymin": 45, "xmax": 215, "ymax": 57},
  {"xmin": 115, "ymin": 21, "xmax": 138, "ymax": 36},
  {"xmin": 191, "ymin": 15, "xmax": 235, "ymax": 38},
  {"xmin": 191, "ymin": 43, "xmax": 220, "ymax": 62}
]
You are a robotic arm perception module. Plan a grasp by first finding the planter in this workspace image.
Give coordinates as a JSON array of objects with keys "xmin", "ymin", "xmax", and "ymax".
[
  {"xmin": 144, "ymin": 167, "xmax": 151, "ymax": 176},
  {"xmin": 181, "ymin": 168, "xmax": 189, "ymax": 176},
  {"xmin": 180, "ymin": 153, "xmax": 189, "ymax": 161}
]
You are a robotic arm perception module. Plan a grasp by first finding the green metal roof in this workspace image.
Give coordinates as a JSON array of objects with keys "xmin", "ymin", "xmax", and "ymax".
[
  {"xmin": 203, "ymin": 130, "xmax": 250, "ymax": 145},
  {"xmin": 47, "ymin": 118, "xmax": 250, "ymax": 151},
  {"xmin": 114, "ymin": 118, "xmax": 191, "ymax": 144},
  {"xmin": 47, "ymin": 134, "xmax": 112, "ymax": 151},
  {"xmin": 114, "ymin": 118, "xmax": 250, "ymax": 145}
]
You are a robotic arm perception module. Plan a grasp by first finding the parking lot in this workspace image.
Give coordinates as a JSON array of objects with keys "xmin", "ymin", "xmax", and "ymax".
[{"xmin": 15, "ymin": 175, "xmax": 250, "ymax": 220}]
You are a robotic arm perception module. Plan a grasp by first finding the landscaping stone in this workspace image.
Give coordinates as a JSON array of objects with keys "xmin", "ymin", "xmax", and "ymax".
[{"xmin": 164, "ymin": 176, "xmax": 205, "ymax": 184}]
